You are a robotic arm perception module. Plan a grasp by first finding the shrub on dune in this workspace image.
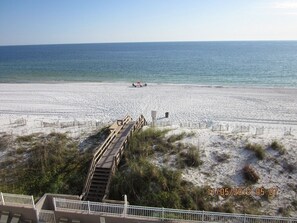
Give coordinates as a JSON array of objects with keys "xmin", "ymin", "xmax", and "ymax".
[{"xmin": 245, "ymin": 143, "xmax": 265, "ymax": 160}]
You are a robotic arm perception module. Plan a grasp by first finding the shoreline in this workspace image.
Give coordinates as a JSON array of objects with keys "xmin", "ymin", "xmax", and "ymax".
[{"xmin": 1, "ymin": 81, "xmax": 297, "ymax": 90}]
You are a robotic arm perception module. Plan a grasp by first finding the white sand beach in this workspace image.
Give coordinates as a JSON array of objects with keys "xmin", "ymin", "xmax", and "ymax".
[
  {"xmin": 0, "ymin": 82, "xmax": 297, "ymax": 126},
  {"xmin": 0, "ymin": 82, "xmax": 297, "ymax": 216}
]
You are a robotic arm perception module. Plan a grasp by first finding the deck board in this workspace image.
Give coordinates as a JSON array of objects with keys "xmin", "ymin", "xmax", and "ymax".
[{"xmin": 97, "ymin": 121, "xmax": 135, "ymax": 169}]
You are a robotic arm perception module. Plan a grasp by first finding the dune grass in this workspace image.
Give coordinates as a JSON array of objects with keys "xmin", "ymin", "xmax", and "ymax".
[
  {"xmin": 270, "ymin": 140, "xmax": 286, "ymax": 155},
  {"xmin": 109, "ymin": 128, "xmax": 264, "ymax": 214},
  {"xmin": 178, "ymin": 146, "xmax": 203, "ymax": 168},
  {"xmin": 0, "ymin": 135, "xmax": 12, "ymax": 152},
  {"xmin": 245, "ymin": 143, "xmax": 265, "ymax": 160},
  {"xmin": 109, "ymin": 128, "xmax": 243, "ymax": 213},
  {"xmin": 242, "ymin": 164, "xmax": 260, "ymax": 183},
  {"xmin": 0, "ymin": 132, "xmax": 92, "ymax": 198},
  {"xmin": 110, "ymin": 128, "xmax": 209, "ymax": 209}
]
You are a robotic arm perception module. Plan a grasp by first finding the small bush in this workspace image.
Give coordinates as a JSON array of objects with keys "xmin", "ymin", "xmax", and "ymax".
[
  {"xmin": 16, "ymin": 134, "xmax": 35, "ymax": 143},
  {"xmin": 243, "ymin": 165, "xmax": 260, "ymax": 183},
  {"xmin": 270, "ymin": 140, "xmax": 286, "ymax": 155},
  {"xmin": 178, "ymin": 146, "xmax": 202, "ymax": 168},
  {"xmin": 0, "ymin": 135, "xmax": 12, "ymax": 151},
  {"xmin": 167, "ymin": 132, "xmax": 186, "ymax": 143},
  {"xmin": 245, "ymin": 143, "xmax": 265, "ymax": 160}
]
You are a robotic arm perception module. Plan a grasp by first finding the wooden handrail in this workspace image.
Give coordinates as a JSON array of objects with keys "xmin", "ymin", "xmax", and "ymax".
[
  {"xmin": 82, "ymin": 116, "xmax": 132, "ymax": 199},
  {"xmin": 102, "ymin": 115, "xmax": 147, "ymax": 200},
  {"xmin": 81, "ymin": 115, "xmax": 147, "ymax": 201}
]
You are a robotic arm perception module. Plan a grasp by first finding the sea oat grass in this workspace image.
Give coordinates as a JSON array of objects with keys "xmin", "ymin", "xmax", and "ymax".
[
  {"xmin": 245, "ymin": 143, "xmax": 265, "ymax": 160},
  {"xmin": 270, "ymin": 140, "xmax": 286, "ymax": 155}
]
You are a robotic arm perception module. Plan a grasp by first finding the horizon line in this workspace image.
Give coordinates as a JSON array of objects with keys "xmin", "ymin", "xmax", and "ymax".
[{"xmin": 1, "ymin": 39, "xmax": 297, "ymax": 47}]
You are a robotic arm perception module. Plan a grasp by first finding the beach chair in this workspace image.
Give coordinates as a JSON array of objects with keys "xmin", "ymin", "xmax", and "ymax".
[
  {"xmin": 10, "ymin": 213, "xmax": 21, "ymax": 223},
  {"xmin": 0, "ymin": 211, "xmax": 9, "ymax": 223}
]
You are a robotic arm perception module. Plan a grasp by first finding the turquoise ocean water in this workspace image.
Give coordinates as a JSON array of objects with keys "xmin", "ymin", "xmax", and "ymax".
[{"xmin": 0, "ymin": 41, "xmax": 297, "ymax": 87}]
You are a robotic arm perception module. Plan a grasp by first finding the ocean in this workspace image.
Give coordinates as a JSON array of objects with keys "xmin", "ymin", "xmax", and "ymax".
[{"xmin": 0, "ymin": 41, "xmax": 297, "ymax": 87}]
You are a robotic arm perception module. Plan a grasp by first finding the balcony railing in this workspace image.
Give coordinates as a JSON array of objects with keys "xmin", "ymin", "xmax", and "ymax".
[
  {"xmin": 54, "ymin": 198, "xmax": 297, "ymax": 223},
  {"xmin": 0, "ymin": 192, "xmax": 35, "ymax": 208}
]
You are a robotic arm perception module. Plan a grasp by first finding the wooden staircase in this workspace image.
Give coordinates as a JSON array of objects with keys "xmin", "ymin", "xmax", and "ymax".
[
  {"xmin": 82, "ymin": 115, "xmax": 147, "ymax": 202},
  {"xmin": 87, "ymin": 167, "xmax": 111, "ymax": 202}
]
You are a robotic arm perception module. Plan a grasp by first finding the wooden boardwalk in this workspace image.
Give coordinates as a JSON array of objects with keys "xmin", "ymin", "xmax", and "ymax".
[
  {"xmin": 97, "ymin": 121, "xmax": 135, "ymax": 169},
  {"xmin": 82, "ymin": 115, "xmax": 146, "ymax": 202}
]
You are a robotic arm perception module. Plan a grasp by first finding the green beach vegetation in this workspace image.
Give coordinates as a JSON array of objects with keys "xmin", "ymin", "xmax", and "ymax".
[
  {"xmin": 109, "ymin": 128, "xmax": 213, "ymax": 210},
  {"xmin": 270, "ymin": 140, "xmax": 286, "ymax": 155},
  {"xmin": 245, "ymin": 143, "xmax": 265, "ymax": 160},
  {"xmin": 1, "ymin": 127, "xmax": 284, "ymax": 215},
  {"xmin": 0, "ymin": 132, "xmax": 93, "ymax": 199},
  {"xmin": 108, "ymin": 128, "xmax": 263, "ymax": 214}
]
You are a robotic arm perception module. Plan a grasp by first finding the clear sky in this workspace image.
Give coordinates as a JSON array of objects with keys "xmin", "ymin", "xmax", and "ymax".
[{"xmin": 0, "ymin": 0, "xmax": 297, "ymax": 45}]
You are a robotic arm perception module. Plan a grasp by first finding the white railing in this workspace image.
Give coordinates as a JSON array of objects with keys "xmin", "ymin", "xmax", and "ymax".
[
  {"xmin": 54, "ymin": 198, "xmax": 297, "ymax": 223},
  {"xmin": 38, "ymin": 210, "xmax": 56, "ymax": 223},
  {"xmin": 0, "ymin": 192, "xmax": 35, "ymax": 207}
]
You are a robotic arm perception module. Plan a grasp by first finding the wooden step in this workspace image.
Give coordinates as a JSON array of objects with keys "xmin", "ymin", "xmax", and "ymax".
[
  {"xmin": 93, "ymin": 172, "xmax": 110, "ymax": 178},
  {"xmin": 83, "ymin": 116, "xmax": 146, "ymax": 202}
]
